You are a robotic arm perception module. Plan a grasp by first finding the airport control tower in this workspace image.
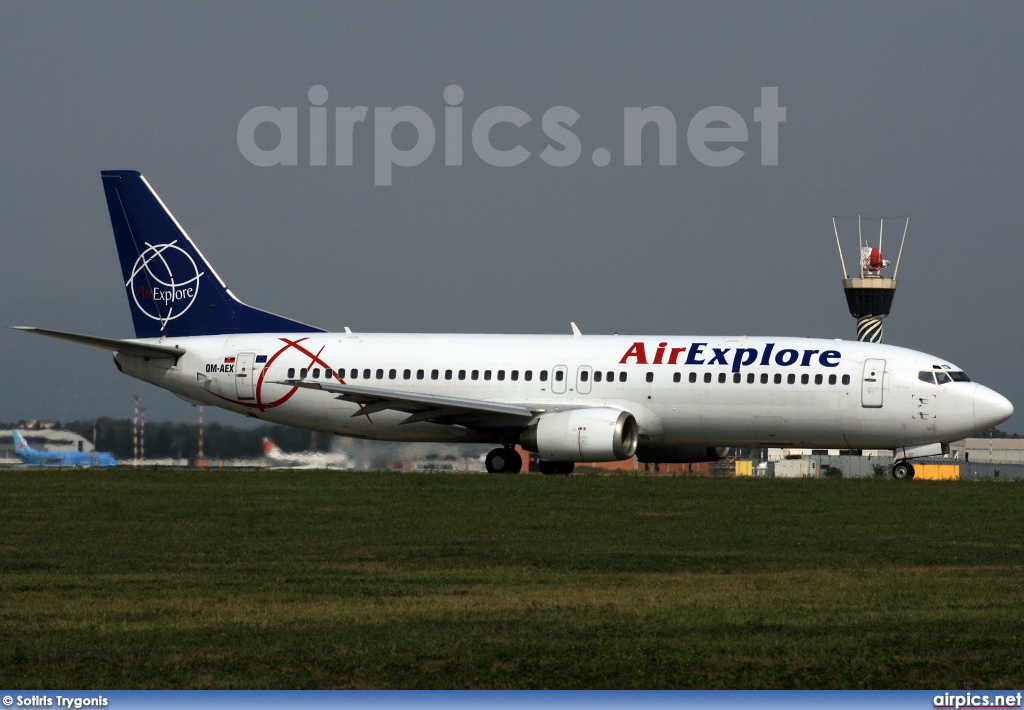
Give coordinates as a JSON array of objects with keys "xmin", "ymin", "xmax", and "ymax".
[{"xmin": 832, "ymin": 216, "xmax": 908, "ymax": 343}]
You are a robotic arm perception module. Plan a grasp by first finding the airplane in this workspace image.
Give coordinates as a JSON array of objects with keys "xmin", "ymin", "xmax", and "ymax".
[
  {"xmin": 262, "ymin": 437, "xmax": 353, "ymax": 469},
  {"xmin": 11, "ymin": 429, "xmax": 118, "ymax": 467},
  {"xmin": 13, "ymin": 170, "xmax": 1014, "ymax": 479}
]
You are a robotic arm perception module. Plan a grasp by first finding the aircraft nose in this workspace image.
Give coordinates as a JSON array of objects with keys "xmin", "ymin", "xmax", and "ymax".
[{"xmin": 974, "ymin": 385, "xmax": 1014, "ymax": 430}]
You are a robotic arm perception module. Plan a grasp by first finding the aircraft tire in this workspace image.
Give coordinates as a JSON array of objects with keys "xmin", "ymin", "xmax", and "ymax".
[
  {"xmin": 504, "ymin": 449, "xmax": 522, "ymax": 474},
  {"xmin": 486, "ymin": 448, "xmax": 521, "ymax": 474},
  {"xmin": 892, "ymin": 461, "xmax": 914, "ymax": 480}
]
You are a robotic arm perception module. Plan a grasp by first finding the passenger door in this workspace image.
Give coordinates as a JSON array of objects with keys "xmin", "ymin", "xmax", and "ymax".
[{"xmin": 861, "ymin": 358, "xmax": 885, "ymax": 408}]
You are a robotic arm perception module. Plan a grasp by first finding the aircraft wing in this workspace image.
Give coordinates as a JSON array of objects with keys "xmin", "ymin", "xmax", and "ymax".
[
  {"xmin": 280, "ymin": 380, "xmax": 536, "ymax": 428},
  {"xmin": 13, "ymin": 327, "xmax": 186, "ymax": 360}
]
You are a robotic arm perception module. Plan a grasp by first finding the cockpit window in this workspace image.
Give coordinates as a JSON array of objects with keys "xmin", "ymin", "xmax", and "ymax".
[
  {"xmin": 918, "ymin": 371, "xmax": 935, "ymax": 384},
  {"xmin": 948, "ymin": 371, "xmax": 970, "ymax": 382},
  {"xmin": 935, "ymin": 372, "xmax": 951, "ymax": 385}
]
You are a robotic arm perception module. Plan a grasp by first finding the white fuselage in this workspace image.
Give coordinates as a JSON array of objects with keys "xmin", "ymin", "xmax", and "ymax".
[{"xmin": 114, "ymin": 332, "xmax": 1010, "ymax": 452}]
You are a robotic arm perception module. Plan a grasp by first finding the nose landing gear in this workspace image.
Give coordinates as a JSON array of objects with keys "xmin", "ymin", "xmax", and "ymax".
[{"xmin": 485, "ymin": 447, "xmax": 522, "ymax": 474}]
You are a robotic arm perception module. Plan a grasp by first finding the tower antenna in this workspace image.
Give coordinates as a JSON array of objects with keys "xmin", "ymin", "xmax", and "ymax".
[{"xmin": 832, "ymin": 216, "xmax": 908, "ymax": 343}]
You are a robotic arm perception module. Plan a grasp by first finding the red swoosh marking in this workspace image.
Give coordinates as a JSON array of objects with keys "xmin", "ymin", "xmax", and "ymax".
[{"xmin": 209, "ymin": 337, "xmax": 373, "ymax": 423}]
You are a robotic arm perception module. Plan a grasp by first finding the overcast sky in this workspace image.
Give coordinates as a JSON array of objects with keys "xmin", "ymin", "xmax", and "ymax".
[{"xmin": 1, "ymin": 1, "xmax": 1022, "ymax": 434}]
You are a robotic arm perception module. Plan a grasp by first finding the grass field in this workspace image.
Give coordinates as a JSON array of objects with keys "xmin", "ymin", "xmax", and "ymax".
[{"xmin": 1, "ymin": 470, "xmax": 1022, "ymax": 689}]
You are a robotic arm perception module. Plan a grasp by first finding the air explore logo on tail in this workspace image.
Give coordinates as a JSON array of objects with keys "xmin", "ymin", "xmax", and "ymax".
[{"xmin": 127, "ymin": 241, "xmax": 204, "ymax": 323}]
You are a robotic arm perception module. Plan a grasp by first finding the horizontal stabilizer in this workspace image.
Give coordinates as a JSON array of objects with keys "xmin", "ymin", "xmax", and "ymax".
[{"xmin": 12, "ymin": 327, "xmax": 186, "ymax": 359}]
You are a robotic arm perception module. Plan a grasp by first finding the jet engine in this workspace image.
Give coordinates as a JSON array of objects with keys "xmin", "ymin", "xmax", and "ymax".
[
  {"xmin": 520, "ymin": 408, "xmax": 638, "ymax": 462},
  {"xmin": 636, "ymin": 446, "xmax": 733, "ymax": 464}
]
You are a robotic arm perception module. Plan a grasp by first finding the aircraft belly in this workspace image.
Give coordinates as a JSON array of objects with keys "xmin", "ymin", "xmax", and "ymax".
[{"xmin": 843, "ymin": 412, "xmax": 902, "ymax": 448}]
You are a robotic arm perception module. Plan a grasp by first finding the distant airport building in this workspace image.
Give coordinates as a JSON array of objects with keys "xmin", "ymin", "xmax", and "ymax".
[{"xmin": 949, "ymin": 438, "xmax": 1024, "ymax": 463}]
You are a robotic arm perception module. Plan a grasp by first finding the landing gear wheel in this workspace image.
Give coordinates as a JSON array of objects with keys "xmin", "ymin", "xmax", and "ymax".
[
  {"xmin": 892, "ymin": 461, "xmax": 915, "ymax": 480},
  {"xmin": 486, "ymin": 448, "xmax": 522, "ymax": 474},
  {"xmin": 539, "ymin": 460, "xmax": 575, "ymax": 476},
  {"xmin": 504, "ymin": 449, "xmax": 522, "ymax": 474}
]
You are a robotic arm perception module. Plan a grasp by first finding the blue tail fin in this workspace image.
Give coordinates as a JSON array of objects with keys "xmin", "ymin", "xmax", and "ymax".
[
  {"xmin": 101, "ymin": 170, "xmax": 323, "ymax": 338},
  {"xmin": 12, "ymin": 430, "xmax": 33, "ymax": 456}
]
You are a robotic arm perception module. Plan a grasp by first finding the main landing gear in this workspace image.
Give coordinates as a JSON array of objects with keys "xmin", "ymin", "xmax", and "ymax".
[
  {"xmin": 538, "ymin": 460, "xmax": 574, "ymax": 476},
  {"xmin": 485, "ymin": 447, "xmax": 522, "ymax": 474},
  {"xmin": 891, "ymin": 461, "xmax": 916, "ymax": 480}
]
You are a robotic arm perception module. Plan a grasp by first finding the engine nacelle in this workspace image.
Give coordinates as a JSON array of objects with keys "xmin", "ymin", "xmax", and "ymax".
[
  {"xmin": 520, "ymin": 408, "xmax": 638, "ymax": 462},
  {"xmin": 636, "ymin": 446, "xmax": 733, "ymax": 464}
]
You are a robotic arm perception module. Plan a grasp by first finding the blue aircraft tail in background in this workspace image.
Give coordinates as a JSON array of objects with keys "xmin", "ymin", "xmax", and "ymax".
[
  {"xmin": 100, "ymin": 170, "xmax": 323, "ymax": 339},
  {"xmin": 11, "ymin": 429, "xmax": 118, "ymax": 467}
]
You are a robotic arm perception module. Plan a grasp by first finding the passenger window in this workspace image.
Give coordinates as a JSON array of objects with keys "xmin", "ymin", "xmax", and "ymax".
[
  {"xmin": 828, "ymin": 374, "xmax": 837, "ymax": 385},
  {"xmin": 525, "ymin": 370, "xmax": 533, "ymax": 381},
  {"xmin": 484, "ymin": 370, "xmax": 492, "ymax": 380},
  {"xmin": 646, "ymin": 372, "xmax": 653, "ymax": 383},
  {"xmin": 510, "ymin": 370, "xmax": 518, "ymax": 381},
  {"xmin": 555, "ymin": 370, "xmax": 564, "ymax": 382},
  {"xmin": 287, "ymin": 368, "xmax": 295, "ymax": 378},
  {"xmin": 672, "ymin": 372, "xmax": 679, "ymax": 383},
  {"xmin": 596, "ymin": 371, "xmax": 604, "ymax": 382},
  {"xmin": 403, "ymin": 369, "xmax": 411, "ymax": 379},
  {"xmin": 734, "ymin": 373, "xmax": 741, "ymax": 383},
  {"xmin": 300, "ymin": 368, "xmax": 308, "ymax": 378},
  {"xmin": 388, "ymin": 369, "xmax": 397, "ymax": 380},
  {"xmin": 312, "ymin": 368, "xmax": 320, "ymax": 379},
  {"xmin": 801, "ymin": 374, "xmax": 808, "ymax": 384},
  {"xmin": 619, "ymin": 372, "xmax": 627, "ymax": 382},
  {"xmin": 689, "ymin": 372, "xmax": 697, "ymax": 383},
  {"xmin": 918, "ymin": 371, "xmax": 935, "ymax": 384},
  {"xmin": 445, "ymin": 370, "xmax": 453, "ymax": 380},
  {"xmin": 704, "ymin": 372, "xmax": 712, "ymax": 383},
  {"xmin": 607, "ymin": 371, "xmax": 614, "ymax": 382},
  {"xmin": 761, "ymin": 373, "xmax": 768, "ymax": 384},
  {"xmin": 497, "ymin": 370, "xmax": 505, "ymax": 381},
  {"xmin": 718, "ymin": 373, "xmax": 726, "ymax": 383},
  {"xmin": 814, "ymin": 374, "xmax": 823, "ymax": 385},
  {"xmin": 787, "ymin": 374, "xmax": 795, "ymax": 384},
  {"xmin": 935, "ymin": 372, "xmax": 951, "ymax": 385},
  {"xmin": 472, "ymin": 370, "xmax": 479, "ymax": 380},
  {"xmin": 747, "ymin": 373, "xmax": 754, "ymax": 384},
  {"xmin": 540, "ymin": 371, "xmax": 548, "ymax": 382},
  {"xmin": 376, "ymin": 369, "xmax": 384, "ymax": 379},
  {"xmin": 417, "ymin": 369, "xmax": 424, "ymax": 380},
  {"xmin": 774, "ymin": 374, "xmax": 782, "ymax": 384},
  {"xmin": 325, "ymin": 369, "xmax": 333, "ymax": 379},
  {"xmin": 431, "ymin": 369, "xmax": 439, "ymax": 380},
  {"xmin": 578, "ymin": 371, "xmax": 588, "ymax": 382},
  {"xmin": 842, "ymin": 374, "xmax": 850, "ymax": 385},
  {"xmin": 459, "ymin": 370, "xmax": 466, "ymax": 380},
  {"xmin": 350, "ymin": 368, "xmax": 358, "ymax": 379}
]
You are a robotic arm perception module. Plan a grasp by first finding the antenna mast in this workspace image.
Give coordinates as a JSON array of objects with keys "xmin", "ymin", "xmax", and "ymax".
[{"xmin": 831, "ymin": 215, "xmax": 908, "ymax": 343}]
